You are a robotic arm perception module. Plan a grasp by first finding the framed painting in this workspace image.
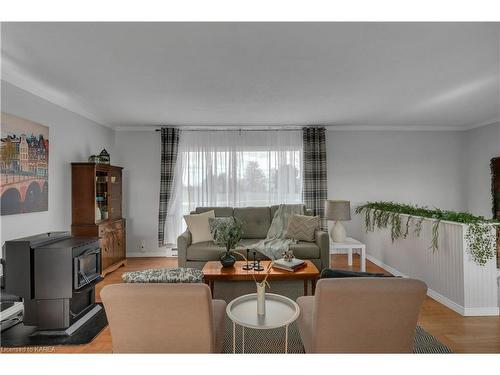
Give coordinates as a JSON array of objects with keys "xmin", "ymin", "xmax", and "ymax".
[
  {"xmin": 1, "ymin": 113, "xmax": 49, "ymax": 215},
  {"xmin": 491, "ymin": 157, "xmax": 500, "ymax": 267},
  {"xmin": 492, "ymin": 157, "xmax": 500, "ymax": 219}
]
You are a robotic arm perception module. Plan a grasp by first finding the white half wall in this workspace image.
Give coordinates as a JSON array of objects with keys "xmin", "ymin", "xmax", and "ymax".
[
  {"xmin": 365, "ymin": 216, "xmax": 499, "ymax": 316},
  {"xmin": 0, "ymin": 81, "xmax": 115, "ymax": 247},
  {"xmin": 326, "ymin": 130, "xmax": 464, "ymax": 240},
  {"xmin": 463, "ymin": 122, "xmax": 500, "ymax": 218}
]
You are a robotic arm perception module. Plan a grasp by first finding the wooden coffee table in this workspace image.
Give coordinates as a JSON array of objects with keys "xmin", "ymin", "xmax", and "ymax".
[{"xmin": 202, "ymin": 260, "xmax": 320, "ymax": 296}]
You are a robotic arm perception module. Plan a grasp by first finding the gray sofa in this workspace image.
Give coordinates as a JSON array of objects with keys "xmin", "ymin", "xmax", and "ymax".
[{"xmin": 177, "ymin": 206, "xmax": 330, "ymax": 271}]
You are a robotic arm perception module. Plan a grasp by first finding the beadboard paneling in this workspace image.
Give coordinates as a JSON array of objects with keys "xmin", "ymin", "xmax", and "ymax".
[{"xmin": 365, "ymin": 214, "xmax": 498, "ymax": 316}]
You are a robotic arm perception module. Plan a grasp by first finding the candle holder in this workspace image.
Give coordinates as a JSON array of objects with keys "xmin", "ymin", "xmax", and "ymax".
[
  {"xmin": 253, "ymin": 259, "xmax": 264, "ymax": 272},
  {"xmin": 242, "ymin": 249, "xmax": 253, "ymax": 270},
  {"xmin": 251, "ymin": 251, "xmax": 258, "ymax": 268}
]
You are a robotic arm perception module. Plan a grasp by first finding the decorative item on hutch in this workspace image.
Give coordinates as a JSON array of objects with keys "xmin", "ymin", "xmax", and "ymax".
[
  {"xmin": 88, "ymin": 154, "xmax": 99, "ymax": 163},
  {"xmin": 88, "ymin": 149, "xmax": 110, "ymax": 164},
  {"xmin": 98, "ymin": 149, "xmax": 110, "ymax": 164}
]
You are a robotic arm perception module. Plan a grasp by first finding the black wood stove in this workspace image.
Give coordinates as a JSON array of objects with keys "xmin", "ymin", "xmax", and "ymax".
[{"xmin": 4, "ymin": 231, "xmax": 103, "ymax": 335}]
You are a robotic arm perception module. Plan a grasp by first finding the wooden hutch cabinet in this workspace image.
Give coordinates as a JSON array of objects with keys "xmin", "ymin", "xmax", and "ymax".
[{"xmin": 71, "ymin": 163, "xmax": 126, "ymax": 276}]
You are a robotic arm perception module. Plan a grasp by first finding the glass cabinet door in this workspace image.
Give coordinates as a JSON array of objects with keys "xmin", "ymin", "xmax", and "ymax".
[
  {"xmin": 109, "ymin": 168, "xmax": 122, "ymax": 220},
  {"xmin": 95, "ymin": 170, "xmax": 109, "ymax": 223}
]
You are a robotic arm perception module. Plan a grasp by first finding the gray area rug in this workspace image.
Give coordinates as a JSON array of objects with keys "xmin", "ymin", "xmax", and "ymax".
[
  {"xmin": 222, "ymin": 320, "xmax": 452, "ymax": 354},
  {"xmin": 213, "ymin": 279, "xmax": 452, "ymax": 354}
]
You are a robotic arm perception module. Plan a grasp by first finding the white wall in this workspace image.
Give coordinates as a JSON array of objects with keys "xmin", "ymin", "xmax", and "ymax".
[
  {"xmin": 0, "ymin": 81, "xmax": 115, "ymax": 247},
  {"xmin": 463, "ymin": 122, "xmax": 500, "ymax": 218},
  {"xmin": 326, "ymin": 130, "xmax": 465, "ymax": 240},
  {"xmin": 113, "ymin": 131, "xmax": 165, "ymax": 256}
]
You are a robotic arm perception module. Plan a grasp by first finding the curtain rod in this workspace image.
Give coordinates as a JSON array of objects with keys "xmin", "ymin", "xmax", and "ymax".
[{"xmin": 154, "ymin": 127, "xmax": 317, "ymax": 132}]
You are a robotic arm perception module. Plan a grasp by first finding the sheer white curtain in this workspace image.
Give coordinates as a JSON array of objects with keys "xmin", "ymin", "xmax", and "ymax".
[{"xmin": 164, "ymin": 130, "xmax": 303, "ymax": 244}]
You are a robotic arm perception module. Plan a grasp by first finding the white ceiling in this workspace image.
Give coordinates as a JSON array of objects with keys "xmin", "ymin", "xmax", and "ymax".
[{"xmin": 1, "ymin": 22, "xmax": 499, "ymax": 130}]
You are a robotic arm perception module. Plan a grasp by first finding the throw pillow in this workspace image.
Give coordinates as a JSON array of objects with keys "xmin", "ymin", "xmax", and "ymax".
[
  {"xmin": 208, "ymin": 216, "xmax": 235, "ymax": 242},
  {"xmin": 183, "ymin": 210, "xmax": 215, "ymax": 244},
  {"xmin": 286, "ymin": 214, "xmax": 320, "ymax": 242}
]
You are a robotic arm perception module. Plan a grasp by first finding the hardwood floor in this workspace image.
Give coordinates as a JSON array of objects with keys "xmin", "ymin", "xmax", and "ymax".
[{"xmin": 4, "ymin": 255, "xmax": 500, "ymax": 353}]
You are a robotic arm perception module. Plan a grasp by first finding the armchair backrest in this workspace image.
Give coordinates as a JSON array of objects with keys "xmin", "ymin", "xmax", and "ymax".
[
  {"xmin": 312, "ymin": 278, "xmax": 427, "ymax": 353},
  {"xmin": 101, "ymin": 283, "xmax": 216, "ymax": 353}
]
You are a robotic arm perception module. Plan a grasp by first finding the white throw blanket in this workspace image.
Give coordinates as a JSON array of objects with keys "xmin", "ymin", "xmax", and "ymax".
[{"xmin": 250, "ymin": 204, "xmax": 305, "ymax": 260}]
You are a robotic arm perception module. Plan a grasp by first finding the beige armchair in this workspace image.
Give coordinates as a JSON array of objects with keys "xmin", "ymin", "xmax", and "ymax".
[
  {"xmin": 296, "ymin": 278, "xmax": 427, "ymax": 353},
  {"xmin": 101, "ymin": 283, "xmax": 226, "ymax": 353}
]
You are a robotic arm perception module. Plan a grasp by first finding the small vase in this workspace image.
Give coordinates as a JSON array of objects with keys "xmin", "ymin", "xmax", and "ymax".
[
  {"xmin": 220, "ymin": 251, "xmax": 236, "ymax": 268},
  {"xmin": 257, "ymin": 283, "xmax": 266, "ymax": 316},
  {"xmin": 95, "ymin": 205, "xmax": 101, "ymax": 222}
]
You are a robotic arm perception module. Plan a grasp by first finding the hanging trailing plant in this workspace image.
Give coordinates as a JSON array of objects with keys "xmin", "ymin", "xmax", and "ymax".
[
  {"xmin": 465, "ymin": 223, "xmax": 496, "ymax": 266},
  {"xmin": 430, "ymin": 220, "xmax": 440, "ymax": 252},
  {"xmin": 355, "ymin": 201, "xmax": 499, "ymax": 266}
]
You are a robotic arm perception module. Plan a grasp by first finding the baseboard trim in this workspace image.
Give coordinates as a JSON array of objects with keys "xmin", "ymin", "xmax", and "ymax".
[
  {"xmin": 462, "ymin": 306, "xmax": 500, "ymax": 316},
  {"xmin": 330, "ymin": 249, "xmax": 349, "ymax": 255},
  {"xmin": 366, "ymin": 254, "xmax": 499, "ymax": 317},
  {"xmin": 127, "ymin": 251, "xmax": 169, "ymax": 258}
]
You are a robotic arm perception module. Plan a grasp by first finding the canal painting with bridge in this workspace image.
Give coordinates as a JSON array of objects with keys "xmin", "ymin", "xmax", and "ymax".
[{"xmin": 1, "ymin": 113, "xmax": 49, "ymax": 215}]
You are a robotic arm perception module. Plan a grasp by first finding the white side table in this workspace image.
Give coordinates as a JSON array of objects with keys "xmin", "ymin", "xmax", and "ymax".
[
  {"xmin": 226, "ymin": 293, "xmax": 300, "ymax": 354},
  {"xmin": 330, "ymin": 237, "xmax": 366, "ymax": 272}
]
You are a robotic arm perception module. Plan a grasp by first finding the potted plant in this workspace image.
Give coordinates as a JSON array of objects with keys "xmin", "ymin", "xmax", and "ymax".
[{"xmin": 211, "ymin": 217, "xmax": 243, "ymax": 267}]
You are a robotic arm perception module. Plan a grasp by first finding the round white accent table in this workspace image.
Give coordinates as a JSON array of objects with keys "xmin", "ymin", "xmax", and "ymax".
[{"xmin": 226, "ymin": 293, "xmax": 300, "ymax": 354}]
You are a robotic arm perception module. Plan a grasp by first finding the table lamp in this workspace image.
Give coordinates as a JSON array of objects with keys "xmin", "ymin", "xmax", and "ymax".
[{"xmin": 324, "ymin": 200, "xmax": 351, "ymax": 243}]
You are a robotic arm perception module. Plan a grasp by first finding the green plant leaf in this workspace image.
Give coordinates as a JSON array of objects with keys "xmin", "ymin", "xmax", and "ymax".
[{"xmin": 356, "ymin": 201, "xmax": 498, "ymax": 266}]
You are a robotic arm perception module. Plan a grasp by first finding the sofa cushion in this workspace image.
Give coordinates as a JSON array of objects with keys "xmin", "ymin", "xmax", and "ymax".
[
  {"xmin": 187, "ymin": 241, "xmax": 225, "ymax": 261},
  {"xmin": 186, "ymin": 239, "xmax": 265, "ymax": 261},
  {"xmin": 234, "ymin": 207, "xmax": 271, "ymax": 239},
  {"xmin": 186, "ymin": 238, "xmax": 320, "ymax": 261},
  {"xmin": 186, "ymin": 239, "xmax": 320, "ymax": 262},
  {"xmin": 195, "ymin": 207, "xmax": 234, "ymax": 217}
]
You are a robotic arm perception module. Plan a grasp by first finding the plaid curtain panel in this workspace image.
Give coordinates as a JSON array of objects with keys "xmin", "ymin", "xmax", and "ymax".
[
  {"xmin": 158, "ymin": 127, "xmax": 180, "ymax": 246},
  {"xmin": 302, "ymin": 127, "xmax": 327, "ymax": 229}
]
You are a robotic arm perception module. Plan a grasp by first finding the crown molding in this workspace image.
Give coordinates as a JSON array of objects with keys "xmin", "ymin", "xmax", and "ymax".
[
  {"xmin": 115, "ymin": 121, "xmax": 500, "ymax": 132},
  {"xmin": 325, "ymin": 125, "xmax": 465, "ymax": 131},
  {"xmin": 461, "ymin": 118, "xmax": 500, "ymax": 131}
]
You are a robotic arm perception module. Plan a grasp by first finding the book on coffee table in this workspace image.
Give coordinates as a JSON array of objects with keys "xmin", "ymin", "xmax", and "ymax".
[{"xmin": 272, "ymin": 258, "xmax": 306, "ymax": 272}]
